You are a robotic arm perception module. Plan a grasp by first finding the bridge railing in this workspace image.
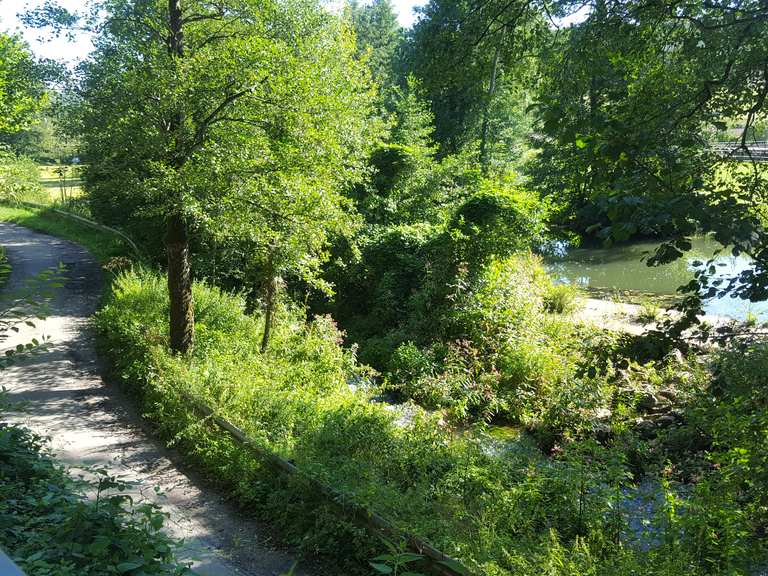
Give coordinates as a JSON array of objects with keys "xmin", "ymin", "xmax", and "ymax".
[{"xmin": 712, "ymin": 141, "xmax": 768, "ymax": 162}]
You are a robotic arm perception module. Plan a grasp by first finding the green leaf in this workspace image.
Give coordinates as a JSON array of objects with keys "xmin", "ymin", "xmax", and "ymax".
[{"xmin": 116, "ymin": 560, "xmax": 145, "ymax": 572}]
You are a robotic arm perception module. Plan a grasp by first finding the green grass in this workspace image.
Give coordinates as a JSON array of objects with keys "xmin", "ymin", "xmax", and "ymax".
[
  {"xmin": 37, "ymin": 165, "xmax": 84, "ymax": 203},
  {"xmin": 0, "ymin": 204, "xmax": 129, "ymax": 263},
  {"xmin": 94, "ymin": 268, "xmax": 766, "ymax": 576}
]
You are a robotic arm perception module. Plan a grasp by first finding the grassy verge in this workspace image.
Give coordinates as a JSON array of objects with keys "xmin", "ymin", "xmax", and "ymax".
[
  {"xmin": 0, "ymin": 204, "xmax": 129, "ymax": 263},
  {"xmin": 0, "ymin": 246, "xmax": 8, "ymax": 289},
  {"xmin": 38, "ymin": 164, "xmax": 84, "ymax": 202},
  {"xmin": 95, "ymin": 268, "xmax": 768, "ymax": 576},
  {"xmin": 0, "ymin": 421, "xmax": 189, "ymax": 576}
]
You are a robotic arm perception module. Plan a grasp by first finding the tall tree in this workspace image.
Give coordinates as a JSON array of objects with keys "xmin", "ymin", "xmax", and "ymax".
[
  {"xmin": 346, "ymin": 0, "xmax": 404, "ymax": 105},
  {"xmin": 58, "ymin": 0, "xmax": 378, "ymax": 353},
  {"xmin": 406, "ymin": 0, "xmax": 547, "ymax": 161},
  {"xmin": 0, "ymin": 33, "xmax": 46, "ymax": 136}
]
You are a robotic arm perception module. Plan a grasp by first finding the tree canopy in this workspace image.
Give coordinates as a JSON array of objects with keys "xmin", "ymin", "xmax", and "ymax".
[
  {"xmin": 66, "ymin": 0, "xmax": 381, "ymax": 351},
  {"xmin": 0, "ymin": 33, "xmax": 46, "ymax": 135}
]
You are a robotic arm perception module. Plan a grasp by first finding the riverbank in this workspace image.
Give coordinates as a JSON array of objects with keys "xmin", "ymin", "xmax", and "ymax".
[
  {"xmin": 547, "ymin": 235, "xmax": 768, "ymax": 322},
  {"xmin": 575, "ymin": 296, "xmax": 740, "ymax": 336}
]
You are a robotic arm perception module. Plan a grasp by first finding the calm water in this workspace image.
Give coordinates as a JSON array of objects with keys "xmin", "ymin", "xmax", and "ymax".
[{"xmin": 546, "ymin": 237, "xmax": 768, "ymax": 321}]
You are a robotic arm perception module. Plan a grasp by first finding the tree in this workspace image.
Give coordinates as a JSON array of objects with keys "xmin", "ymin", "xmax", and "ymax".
[
  {"xmin": 346, "ymin": 0, "xmax": 404, "ymax": 106},
  {"xmin": 0, "ymin": 33, "xmax": 46, "ymax": 135},
  {"xmin": 62, "ymin": 0, "xmax": 378, "ymax": 353},
  {"xmin": 405, "ymin": 0, "xmax": 547, "ymax": 163}
]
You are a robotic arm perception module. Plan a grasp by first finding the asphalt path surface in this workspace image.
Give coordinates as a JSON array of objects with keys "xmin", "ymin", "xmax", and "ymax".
[{"xmin": 0, "ymin": 222, "xmax": 313, "ymax": 576}]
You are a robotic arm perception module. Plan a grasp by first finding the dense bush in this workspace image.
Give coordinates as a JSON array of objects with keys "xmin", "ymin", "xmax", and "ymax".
[
  {"xmin": 0, "ymin": 423, "xmax": 188, "ymax": 575},
  {"xmin": 328, "ymin": 179, "xmax": 548, "ymax": 367},
  {"xmin": 93, "ymin": 268, "xmax": 766, "ymax": 575},
  {"xmin": 0, "ymin": 150, "xmax": 46, "ymax": 204},
  {"xmin": 662, "ymin": 342, "xmax": 768, "ymax": 571}
]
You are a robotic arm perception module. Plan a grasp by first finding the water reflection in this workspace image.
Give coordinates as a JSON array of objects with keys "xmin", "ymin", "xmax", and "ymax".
[{"xmin": 545, "ymin": 237, "xmax": 768, "ymax": 321}]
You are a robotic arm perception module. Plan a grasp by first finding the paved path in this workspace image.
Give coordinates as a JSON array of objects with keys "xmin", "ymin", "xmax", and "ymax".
[{"xmin": 0, "ymin": 222, "xmax": 312, "ymax": 576}]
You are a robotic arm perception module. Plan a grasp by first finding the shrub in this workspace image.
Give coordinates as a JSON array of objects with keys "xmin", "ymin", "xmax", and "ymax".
[
  {"xmin": 0, "ymin": 423, "xmax": 188, "ymax": 575},
  {"xmin": 543, "ymin": 282, "xmax": 579, "ymax": 314},
  {"xmin": 396, "ymin": 253, "xmax": 612, "ymax": 427},
  {"xmin": 447, "ymin": 179, "xmax": 548, "ymax": 279},
  {"xmin": 0, "ymin": 150, "xmax": 46, "ymax": 204}
]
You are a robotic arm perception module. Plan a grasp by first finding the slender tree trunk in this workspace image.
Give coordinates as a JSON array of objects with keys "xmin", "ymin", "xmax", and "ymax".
[
  {"xmin": 166, "ymin": 0, "xmax": 194, "ymax": 354},
  {"xmin": 167, "ymin": 213, "xmax": 194, "ymax": 352},
  {"xmin": 260, "ymin": 273, "xmax": 278, "ymax": 353},
  {"xmin": 479, "ymin": 27, "xmax": 505, "ymax": 175}
]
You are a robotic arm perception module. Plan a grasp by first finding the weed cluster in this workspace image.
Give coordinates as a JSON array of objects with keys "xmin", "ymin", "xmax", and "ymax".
[
  {"xmin": 95, "ymin": 269, "xmax": 768, "ymax": 575},
  {"xmin": 0, "ymin": 423, "xmax": 189, "ymax": 575}
]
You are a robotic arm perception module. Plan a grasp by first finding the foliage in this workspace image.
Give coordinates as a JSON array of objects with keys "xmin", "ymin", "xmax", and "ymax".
[
  {"xmin": 0, "ymin": 90, "xmax": 82, "ymax": 163},
  {"xmin": 0, "ymin": 424, "xmax": 189, "ymax": 575},
  {"xmin": 543, "ymin": 282, "xmax": 579, "ymax": 314},
  {"xmin": 388, "ymin": 254, "xmax": 604, "ymax": 425},
  {"xmin": 405, "ymin": 0, "xmax": 546, "ymax": 162},
  {"xmin": 637, "ymin": 300, "xmax": 662, "ymax": 326},
  {"xmin": 76, "ymin": 0, "xmax": 380, "ymax": 284},
  {"xmin": 447, "ymin": 179, "xmax": 547, "ymax": 278},
  {"xmin": 369, "ymin": 539, "xmax": 426, "ymax": 576},
  {"xmin": 329, "ymin": 177, "xmax": 547, "ymax": 376},
  {"xmin": 0, "ymin": 33, "xmax": 46, "ymax": 134},
  {"xmin": 350, "ymin": 77, "xmax": 479, "ymax": 227},
  {"xmin": 346, "ymin": 0, "xmax": 404, "ymax": 107},
  {"xmin": 94, "ymin": 268, "xmax": 768, "ymax": 575},
  {"xmin": 0, "ymin": 151, "xmax": 47, "ymax": 204}
]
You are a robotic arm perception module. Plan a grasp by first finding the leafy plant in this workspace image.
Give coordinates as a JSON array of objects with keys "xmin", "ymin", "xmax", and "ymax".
[
  {"xmin": 0, "ymin": 424, "xmax": 190, "ymax": 575},
  {"xmin": 637, "ymin": 300, "xmax": 662, "ymax": 325},
  {"xmin": 543, "ymin": 282, "xmax": 579, "ymax": 314},
  {"xmin": 370, "ymin": 540, "xmax": 426, "ymax": 576}
]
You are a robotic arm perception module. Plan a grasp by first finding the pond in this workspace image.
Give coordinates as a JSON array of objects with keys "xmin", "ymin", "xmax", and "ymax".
[{"xmin": 545, "ymin": 236, "xmax": 768, "ymax": 321}]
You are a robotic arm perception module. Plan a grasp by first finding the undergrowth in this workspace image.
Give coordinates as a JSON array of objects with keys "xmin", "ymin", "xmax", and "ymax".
[
  {"xmin": 95, "ymin": 268, "xmax": 768, "ymax": 575},
  {"xmin": 0, "ymin": 422, "xmax": 189, "ymax": 575}
]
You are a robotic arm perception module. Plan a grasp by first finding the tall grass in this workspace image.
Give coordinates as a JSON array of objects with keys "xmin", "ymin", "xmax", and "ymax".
[{"xmin": 93, "ymin": 268, "xmax": 755, "ymax": 575}]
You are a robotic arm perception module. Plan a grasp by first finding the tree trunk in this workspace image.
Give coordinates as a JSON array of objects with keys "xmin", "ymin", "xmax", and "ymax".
[
  {"xmin": 167, "ymin": 213, "xmax": 194, "ymax": 353},
  {"xmin": 260, "ymin": 273, "xmax": 278, "ymax": 353},
  {"xmin": 479, "ymin": 27, "xmax": 505, "ymax": 175},
  {"xmin": 165, "ymin": 0, "xmax": 194, "ymax": 354}
]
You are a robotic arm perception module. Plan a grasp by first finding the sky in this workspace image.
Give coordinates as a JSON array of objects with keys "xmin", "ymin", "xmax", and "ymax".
[{"xmin": 0, "ymin": 0, "xmax": 428, "ymax": 65}]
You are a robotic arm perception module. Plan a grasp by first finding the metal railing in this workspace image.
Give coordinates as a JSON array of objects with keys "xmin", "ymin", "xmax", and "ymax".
[{"xmin": 712, "ymin": 141, "xmax": 768, "ymax": 162}]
